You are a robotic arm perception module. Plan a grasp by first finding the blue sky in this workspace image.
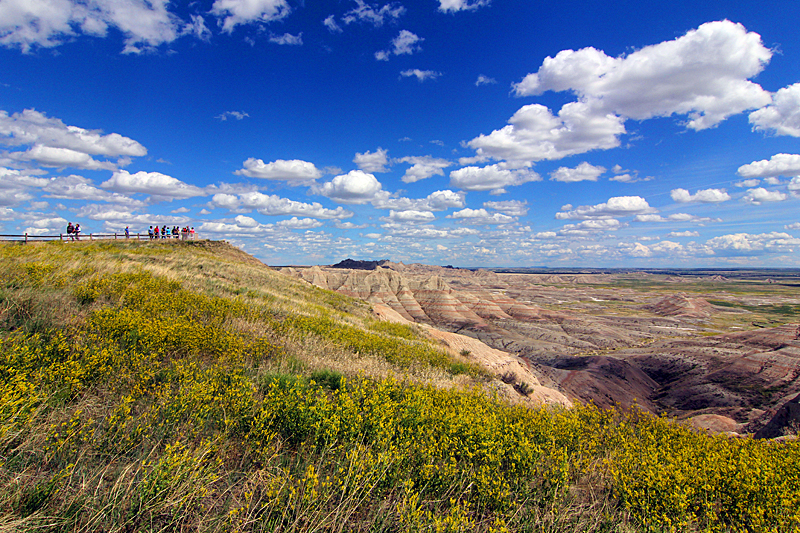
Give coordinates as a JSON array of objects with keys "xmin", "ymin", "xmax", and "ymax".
[{"xmin": 1, "ymin": 0, "xmax": 799, "ymax": 267}]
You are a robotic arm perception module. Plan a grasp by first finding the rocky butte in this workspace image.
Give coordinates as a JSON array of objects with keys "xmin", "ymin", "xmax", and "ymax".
[{"xmin": 284, "ymin": 259, "xmax": 800, "ymax": 438}]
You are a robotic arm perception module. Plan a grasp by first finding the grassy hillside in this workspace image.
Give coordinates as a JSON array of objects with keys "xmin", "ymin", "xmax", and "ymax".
[{"xmin": 1, "ymin": 240, "xmax": 798, "ymax": 532}]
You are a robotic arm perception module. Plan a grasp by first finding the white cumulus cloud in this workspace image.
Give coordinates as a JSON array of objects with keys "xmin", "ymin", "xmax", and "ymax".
[
  {"xmin": 315, "ymin": 170, "xmax": 385, "ymax": 204},
  {"xmin": 354, "ymin": 148, "xmax": 389, "ymax": 173},
  {"xmin": 706, "ymin": 232, "xmax": 800, "ymax": 255},
  {"xmin": 234, "ymin": 158, "xmax": 322, "ymax": 182},
  {"xmin": 749, "ymin": 83, "xmax": 800, "ymax": 137},
  {"xmin": 277, "ymin": 217, "xmax": 323, "ymax": 229},
  {"xmin": 513, "ymin": 20, "xmax": 772, "ymax": 131},
  {"xmin": 101, "ymin": 170, "xmax": 206, "ymax": 200},
  {"xmin": 376, "ymin": 29, "xmax": 422, "ymax": 60},
  {"xmin": 384, "ymin": 210, "xmax": 436, "ymax": 224},
  {"xmin": 483, "ymin": 200, "xmax": 528, "ymax": 216},
  {"xmin": 210, "ymin": 0, "xmax": 290, "ymax": 33},
  {"xmin": 550, "ymin": 162, "xmax": 606, "ymax": 182},
  {"xmin": 0, "ymin": 109, "xmax": 146, "ymax": 160},
  {"xmin": 212, "ymin": 191, "xmax": 352, "ymax": 219},
  {"xmin": 449, "ymin": 163, "xmax": 540, "ymax": 193},
  {"xmin": 466, "ymin": 102, "xmax": 625, "ymax": 165},
  {"xmin": 397, "ymin": 155, "xmax": 451, "ymax": 183},
  {"xmin": 447, "ymin": 208, "xmax": 515, "ymax": 225},
  {"xmin": 670, "ymin": 188, "xmax": 731, "ymax": 203},
  {"xmin": 437, "ymin": 0, "xmax": 491, "ymax": 12},
  {"xmin": 737, "ymin": 153, "xmax": 800, "ymax": 178},
  {"xmin": 374, "ymin": 189, "xmax": 465, "ymax": 211},
  {"xmin": 741, "ymin": 187, "xmax": 788, "ymax": 205},
  {"xmin": 0, "ymin": 0, "xmax": 185, "ymax": 53},
  {"xmin": 468, "ymin": 21, "xmax": 772, "ymax": 167},
  {"xmin": 556, "ymin": 196, "xmax": 655, "ymax": 220}
]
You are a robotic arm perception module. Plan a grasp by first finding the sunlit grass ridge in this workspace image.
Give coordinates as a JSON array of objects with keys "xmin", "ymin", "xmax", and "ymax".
[{"xmin": 1, "ymin": 240, "xmax": 798, "ymax": 532}]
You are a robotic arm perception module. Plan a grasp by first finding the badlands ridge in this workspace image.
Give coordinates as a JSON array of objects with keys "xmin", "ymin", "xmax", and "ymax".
[{"xmin": 283, "ymin": 260, "xmax": 800, "ymax": 438}]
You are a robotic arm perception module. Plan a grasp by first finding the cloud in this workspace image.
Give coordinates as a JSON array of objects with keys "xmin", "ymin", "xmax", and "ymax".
[
  {"xmin": 550, "ymin": 162, "xmax": 606, "ymax": 182},
  {"xmin": 609, "ymin": 173, "xmax": 650, "ymax": 183},
  {"xmin": 559, "ymin": 218, "xmax": 623, "ymax": 235},
  {"xmin": 467, "ymin": 21, "xmax": 772, "ymax": 167},
  {"xmin": 269, "ymin": 32, "xmax": 302, "ymax": 45},
  {"xmin": 437, "ymin": 0, "xmax": 491, "ymax": 13},
  {"xmin": 7, "ymin": 145, "xmax": 120, "ymax": 170},
  {"xmin": 334, "ymin": 220, "xmax": 368, "ymax": 229},
  {"xmin": 396, "ymin": 155, "xmax": 451, "ymax": 183},
  {"xmin": 354, "ymin": 148, "xmax": 389, "ymax": 173},
  {"xmin": 790, "ymin": 177, "xmax": 800, "ymax": 195},
  {"xmin": 323, "ymin": 15, "xmax": 342, "ymax": 33},
  {"xmin": 0, "ymin": 0, "xmax": 186, "ymax": 53},
  {"xmin": 670, "ymin": 188, "xmax": 731, "ymax": 203},
  {"xmin": 342, "ymin": 1, "xmax": 405, "ymax": 26},
  {"xmin": 635, "ymin": 213, "xmax": 720, "ymax": 223},
  {"xmin": 234, "ymin": 158, "xmax": 322, "ymax": 182},
  {"xmin": 199, "ymin": 218, "xmax": 277, "ymax": 236},
  {"xmin": 74, "ymin": 204, "xmax": 189, "ymax": 226},
  {"xmin": 0, "ymin": 109, "xmax": 146, "ymax": 161},
  {"xmin": 449, "ymin": 163, "xmax": 540, "ymax": 192},
  {"xmin": 737, "ymin": 153, "xmax": 800, "ymax": 178},
  {"xmin": 41, "ymin": 174, "xmax": 144, "ymax": 206},
  {"xmin": 483, "ymin": 200, "xmax": 528, "ymax": 216},
  {"xmin": 735, "ymin": 179, "xmax": 760, "ymax": 188},
  {"xmin": 706, "ymin": 232, "xmax": 800, "ymax": 255},
  {"xmin": 556, "ymin": 196, "xmax": 655, "ymax": 220},
  {"xmin": 475, "ymin": 75, "xmax": 497, "ymax": 86},
  {"xmin": 749, "ymin": 83, "xmax": 800, "ymax": 137},
  {"xmin": 384, "ymin": 210, "xmax": 436, "ymax": 224},
  {"xmin": 741, "ymin": 187, "xmax": 788, "ymax": 205},
  {"xmin": 513, "ymin": 20, "xmax": 772, "ymax": 131},
  {"xmin": 376, "ymin": 29, "xmax": 422, "ymax": 60},
  {"xmin": 374, "ymin": 189, "xmax": 465, "ymax": 211},
  {"xmin": 315, "ymin": 170, "xmax": 385, "ymax": 204},
  {"xmin": 101, "ymin": 170, "xmax": 207, "ymax": 200},
  {"xmin": 786, "ymin": 222, "xmax": 800, "ymax": 230},
  {"xmin": 17, "ymin": 211, "xmax": 68, "ymax": 236},
  {"xmin": 380, "ymin": 224, "xmax": 449, "ymax": 239},
  {"xmin": 466, "ymin": 102, "xmax": 625, "ymax": 165},
  {"xmin": 667, "ymin": 231, "xmax": 700, "ymax": 238},
  {"xmin": 215, "ymin": 111, "xmax": 250, "ymax": 121},
  {"xmin": 400, "ymin": 69, "xmax": 441, "ymax": 82},
  {"xmin": 211, "ymin": 192, "xmax": 352, "ymax": 219},
  {"xmin": 210, "ymin": 0, "xmax": 290, "ymax": 33},
  {"xmin": 447, "ymin": 208, "xmax": 515, "ymax": 225},
  {"xmin": 277, "ymin": 217, "xmax": 323, "ymax": 229}
]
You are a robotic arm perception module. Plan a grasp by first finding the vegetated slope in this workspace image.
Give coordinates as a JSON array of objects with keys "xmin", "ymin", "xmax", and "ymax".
[{"xmin": 1, "ymin": 240, "xmax": 798, "ymax": 532}]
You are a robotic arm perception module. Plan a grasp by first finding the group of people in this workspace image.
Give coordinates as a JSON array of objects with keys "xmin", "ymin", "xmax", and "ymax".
[
  {"xmin": 64, "ymin": 222, "xmax": 196, "ymax": 241},
  {"xmin": 65, "ymin": 222, "xmax": 81, "ymax": 240},
  {"xmin": 147, "ymin": 225, "xmax": 195, "ymax": 241}
]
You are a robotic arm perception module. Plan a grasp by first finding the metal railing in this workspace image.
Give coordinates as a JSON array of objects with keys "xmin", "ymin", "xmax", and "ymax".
[{"xmin": 0, "ymin": 232, "xmax": 199, "ymax": 243}]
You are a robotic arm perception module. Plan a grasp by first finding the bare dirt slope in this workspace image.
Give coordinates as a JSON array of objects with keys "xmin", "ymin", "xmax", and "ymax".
[{"xmin": 284, "ymin": 262, "xmax": 800, "ymax": 436}]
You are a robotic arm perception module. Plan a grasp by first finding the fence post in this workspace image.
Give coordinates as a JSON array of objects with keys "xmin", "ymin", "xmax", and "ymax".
[
  {"xmin": 115, "ymin": 233, "xmax": 118, "ymax": 240},
  {"xmin": 24, "ymin": 233, "xmax": 28, "ymax": 244},
  {"xmin": 90, "ymin": 233, "xmax": 93, "ymax": 241},
  {"xmin": 60, "ymin": 233, "xmax": 63, "ymax": 242}
]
